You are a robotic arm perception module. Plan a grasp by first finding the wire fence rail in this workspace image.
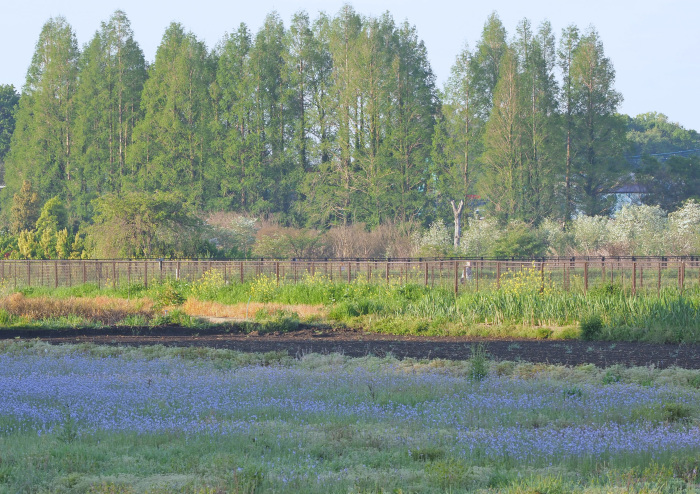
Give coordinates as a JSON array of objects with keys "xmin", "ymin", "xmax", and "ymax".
[{"xmin": 1, "ymin": 257, "xmax": 699, "ymax": 296}]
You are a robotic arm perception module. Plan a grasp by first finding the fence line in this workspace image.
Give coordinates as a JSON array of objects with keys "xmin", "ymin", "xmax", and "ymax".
[{"xmin": 0, "ymin": 258, "xmax": 698, "ymax": 295}]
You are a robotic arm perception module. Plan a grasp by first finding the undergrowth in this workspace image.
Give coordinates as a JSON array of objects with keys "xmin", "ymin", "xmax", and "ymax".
[{"xmin": 1, "ymin": 274, "xmax": 699, "ymax": 343}]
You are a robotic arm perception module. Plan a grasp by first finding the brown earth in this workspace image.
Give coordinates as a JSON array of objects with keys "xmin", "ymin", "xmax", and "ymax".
[{"xmin": 2, "ymin": 324, "xmax": 700, "ymax": 369}]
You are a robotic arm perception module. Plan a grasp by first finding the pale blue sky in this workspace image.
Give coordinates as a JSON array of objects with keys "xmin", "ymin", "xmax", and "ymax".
[{"xmin": 2, "ymin": 0, "xmax": 699, "ymax": 132}]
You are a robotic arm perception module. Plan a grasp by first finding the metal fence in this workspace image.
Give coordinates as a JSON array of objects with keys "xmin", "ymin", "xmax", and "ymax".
[{"xmin": 1, "ymin": 257, "xmax": 699, "ymax": 295}]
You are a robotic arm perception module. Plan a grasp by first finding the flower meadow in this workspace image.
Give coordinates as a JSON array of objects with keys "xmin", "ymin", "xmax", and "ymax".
[{"xmin": 1, "ymin": 343, "xmax": 699, "ymax": 492}]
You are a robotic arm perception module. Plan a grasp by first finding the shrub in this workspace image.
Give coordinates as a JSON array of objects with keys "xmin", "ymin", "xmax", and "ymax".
[
  {"xmin": 468, "ymin": 343, "xmax": 489, "ymax": 381},
  {"xmin": 663, "ymin": 402, "xmax": 693, "ymax": 422},
  {"xmin": 580, "ymin": 315, "xmax": 603, "ymax": 340},
  {"xmin": 488, "ymin": 223, "xmax": 548, "ymax": 258}
]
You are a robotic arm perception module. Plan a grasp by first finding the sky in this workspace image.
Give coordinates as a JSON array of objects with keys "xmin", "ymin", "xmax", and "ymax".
[{"xmin": 2, "ymin": 0, "xmax": 699, "ymax": 132}]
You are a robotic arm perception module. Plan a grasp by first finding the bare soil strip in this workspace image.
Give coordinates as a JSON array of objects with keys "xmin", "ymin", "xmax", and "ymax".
[{"xmin": 2, "ymin": 325, "xmax": 699, "ymax": 368}]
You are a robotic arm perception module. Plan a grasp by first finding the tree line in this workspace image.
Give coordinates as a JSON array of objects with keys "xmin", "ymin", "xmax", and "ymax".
[{"xmin": 0, "ymin": 7, "xmax": 698, "ymax": 258}]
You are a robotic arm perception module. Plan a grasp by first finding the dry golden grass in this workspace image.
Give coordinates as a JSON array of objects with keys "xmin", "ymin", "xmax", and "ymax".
[
  {"xmin": 0, "ymin": 293, "xmax": 155, "ymax": 324},
  {"xmin": 181, "ymin": 298, "xmax": 326, "ymax": 320}
]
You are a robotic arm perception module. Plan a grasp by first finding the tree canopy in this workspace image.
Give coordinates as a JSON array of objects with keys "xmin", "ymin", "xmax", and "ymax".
[{"xmin": 0, "ymin": 8, "xmax": 697, "ymax": 258}]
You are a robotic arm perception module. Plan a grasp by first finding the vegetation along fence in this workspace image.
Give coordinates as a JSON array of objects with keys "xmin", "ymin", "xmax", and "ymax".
[{"xmin": 2, "ymin": 257, "xmax": 700, "ymax": 296}]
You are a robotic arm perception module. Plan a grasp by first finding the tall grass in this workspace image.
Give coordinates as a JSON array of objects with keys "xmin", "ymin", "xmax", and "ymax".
[{"xmin": 3, "ymin": 271, "xmax": 699, "ymax": 342}]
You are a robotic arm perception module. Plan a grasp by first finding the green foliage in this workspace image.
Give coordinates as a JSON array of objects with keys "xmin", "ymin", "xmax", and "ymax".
[
  {"xmin": 190, "ymin": 270, "xmax": 226, "ymax": 300},
  {"xmin": 3, "ymin": 17, "xmax": 79, "ymax": 214},
  {"xmin": 489, "ymin": 223, "xmax": 548, "ymax": 258},
  {"xmin": 468, "ymin": 343, "xmax": 489, "ymax": 381},
  {"xmin": 0, "ymin": 84, "xmax": 20, "ymax": 164},
  {"xmin": 10, "ymin": 181, "xmax": 41, "ymax": 234},
  {"xmin": 35, "ymin": 196, "xmax": 67, "ymax": 234},
  {"xmin": 662, "ymin": 402, "xmax": 693, "ymax": 423},
  {"xmin": 87, "ymin": 191, "xmax": 205, "ymax": 258},
  {"xmin": 1, "ymin": 8, "xmax": 697, "ymax": 249},
  {"xmin": 579, "ymin": 314, "xmax": 603, "ymax": 340},
  {"xmin": 252, "ymin": 227, "xmax": 327, "ymax": 259}
]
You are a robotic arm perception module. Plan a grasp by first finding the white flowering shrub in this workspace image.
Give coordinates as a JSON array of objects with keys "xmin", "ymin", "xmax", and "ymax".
[
  {"xmin": 572, "ymin": 215, "xmax": 611, "ymax": 255},
  {"xmin": 461, "ymin": 218, "xmax": 503, "ymax": 257},
  {"xmin": 414, "ymin": 219, "xmax": 453, "ymax": 257},
  {"xmin": 607, "ymin": 204, "xmax": 667, "ymax": 256},
  {"xmin": 667, "ymin": 200, "xmax": 700, "ymax": 255},
  {"xmin": 539, "ymin": 218, "xmax": 573, "ymax": 256}
]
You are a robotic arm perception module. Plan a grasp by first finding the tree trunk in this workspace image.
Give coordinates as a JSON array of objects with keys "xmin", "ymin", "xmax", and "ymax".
[{"xmin": 450, "ymin": 199, "xmax": 464, "ymax": 248}]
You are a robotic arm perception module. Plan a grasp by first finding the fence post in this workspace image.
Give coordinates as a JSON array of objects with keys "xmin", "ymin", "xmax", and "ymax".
[
  {"xmin": 601, "ymin": 262, "xmax": 606, "ymax": 286},
  {"xmin": 385, "ymin": 262, "xmax": 389, "ymax": 284},
  {"xmin": 424, "ymin": 261, "xmax": 428, "ymax": 286},
  {"xmin": 681, "ymin": 262, "xmax": 685, "ymax": 294},
  {"xmin": 347, "ymin": 261, "xmax": 351, "ymax": 283},
  {"xmin": 632, "ymin": 262, "xmax": 636, "ymax": 296},
  {"xmin": 276, "ymin": 261, "xmax": 280, "ymax": 286},
  {"xmin": 144, "ymin": 260, "xmax": 148, "ymax": 288},
  {"xmin": 658, "ymin": 262, "xmax": 661, "ymax": 296},
  {"xmin": 541, "ymin": 261, "xmax": 546, "ymax": 294},
  {"xmin": 454, "ymin": 261, "xmax": 459, "ymax": 295},
  {"xmin": 83, "ymin": 262, "xmax": 86, "ymax": 285},
  {"xmin": 583, "ymin": 262, "xmax": 588, "ymax": 294},
  {"xmin": 475, "ymin": 261, "xmax": 479, "ymax": 292},
  {"xmin": 240, "ymin": 262, "xmax": 244, "ymax": 283}
]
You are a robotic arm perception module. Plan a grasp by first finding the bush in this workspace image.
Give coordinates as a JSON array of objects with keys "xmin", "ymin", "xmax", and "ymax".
[
  {"xmin": 468, "ymin": 344, "xmax": 489, "ymax": 381},
  {"xmin": 488, "ymin": 223, "xmax": 548, "ymax": 258},
  {"xmin": 580, "ymin": 315, "xmax": 603, "ymax": 340}
]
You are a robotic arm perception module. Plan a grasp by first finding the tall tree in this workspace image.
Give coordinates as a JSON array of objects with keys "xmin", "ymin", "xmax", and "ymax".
[
  {"xmin": 128, "ymin": 23, "xmax": 215, "ymax": 207},
  {"xmin": 3, "ymin": 17, "xmax": 79, "ymax": 212},
  {"xmin": 557, "ymin": 25, "xmax": 580, "ymax": 222},
  {"xmin": 433, "ymin": 44, "xmax": 483, "ymax": 247},
  {"xmin": 246, "ymin": 13, "xmax": 296, "ymax": 217},
  {"xmin": 212, "ymin": 23, "xmax": 255, "ymax": 211},
  {"xmin": 514, "ymin": 19, "xmax": 558, "ymax": 223},
  {"xmin": 570, "ymin": 28, "xmax": 625, "ymax": 216},
  {"xmin": 71, "ymin": 10, "xmax": 147, "ymax": 216},
  {"xmin": 480, "ymin": 46, "xmax": 522, "ymax": 223},
  {"xmin": 0, "ymin": 85, "xmax": 20, "ymax": 177},
  {"xmin": 471, "ymin": 12, "xmax": 507, "ymax": 119},
  {"xmin": 384, "ymin": 21, "xmax": 438, "ymax": 223},
  {"xmin": 304, "ymin": 5, "xmax": 363, "ymax": 226}
]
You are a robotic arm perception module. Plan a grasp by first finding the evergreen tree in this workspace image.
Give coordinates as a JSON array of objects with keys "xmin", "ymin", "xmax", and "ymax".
[
  {"xmin": 10, "ymin": 180, "xmax": 41, "ymax": 234},
  {"xmin": 514, "ymin": 19, "xmax": 558, "ymax": 223},
  {"xmin": 128, "ymin": 23, "xmax": 214, "ymax": 207},
  {"xmin": 471, "ymin": 12, "xmax": 507, "ymax": 119},
  {"xmin": 570, "ymin": 28, "xmax": 625, "ymax": 216},
  {"xmin": 0, "ymin": 85, "xmax": 20, "ymax": 176},
  {"xmin": 480, "ymin": 46, "xmax": 522, "ymax": 223},
  {"xmin": 384, "ymin": 21, "xmax": 438, "ymax": 223},
  {"xmin": 305, "ymin": 5, "xmax": 363, "ymax": 226},
  {"xmin": 557, "ymin": 25, "xmax": 580, "ymax": 222},
  {"xmin": 3, "ymin": 17, "xmax": 79, "ymax": 213},
  {"xmin": 71, "ymin": 10, "xmax": 147, "ymax": 217},
  {"xmin": 212, "ymin": 23, "xmax": 255, "ymax": 211},
  {"xmin": 433, "ymin": 44, "xmax": 482, "ymax": 246}
]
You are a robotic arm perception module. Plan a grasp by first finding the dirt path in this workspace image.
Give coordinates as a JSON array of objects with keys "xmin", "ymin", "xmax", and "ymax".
[{"xmin": 2, "ymin": 325, "xmax": 699, "ymax": 368}]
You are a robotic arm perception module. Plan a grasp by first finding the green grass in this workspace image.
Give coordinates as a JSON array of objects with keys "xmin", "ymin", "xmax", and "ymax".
[{"xmin": 3, "ymin": 274, "xmax": 700, "ymax": 343}]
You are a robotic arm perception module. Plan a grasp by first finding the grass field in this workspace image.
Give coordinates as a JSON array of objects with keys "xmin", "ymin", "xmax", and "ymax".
[
  {"xmin": 0, "ymin": 341, "xmax": 699, "ymax": 493},
  {"xmin": 1, "ymin": 269, "xmax": 699, "ymax": 343}
]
